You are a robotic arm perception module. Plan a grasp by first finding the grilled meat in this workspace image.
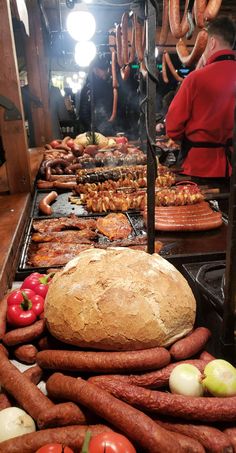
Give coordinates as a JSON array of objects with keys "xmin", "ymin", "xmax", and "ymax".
[
  {"xmin": 96, "ymin": 213, "xmax": 132, "ymax": 240},
  {"xmin": 31, "ymin": 229, "xmax": 97, "ymax": 243},
  {"xmin": 28, "ymin": 245, "xmax": 94, "ymax": 267},
  {"xmin": 33, "ymin": 214, "xmax": 97, "ymax": 233}
]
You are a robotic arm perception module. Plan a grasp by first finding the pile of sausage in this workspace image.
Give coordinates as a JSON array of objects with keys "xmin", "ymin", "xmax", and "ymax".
[{"xmin": 1, "ymin": 294, "xmax": 236, "ymax": 453}]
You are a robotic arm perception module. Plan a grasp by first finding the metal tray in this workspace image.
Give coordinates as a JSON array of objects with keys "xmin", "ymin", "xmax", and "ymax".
[
  {"xmin": 195, "ymin": 262, "xmax": 225, "ymax": 315},
  {"xmin": 31, "ymin": 190, "xmax": 91, "ymax": 218},
  {"xmin": 16, "ymin": 213, "xmax": 137, "ymax": 279}
]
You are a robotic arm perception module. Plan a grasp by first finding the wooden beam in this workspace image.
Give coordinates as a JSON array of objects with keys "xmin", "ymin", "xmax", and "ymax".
[
  {"xmin": 0, "ymin": 0, "xmax": 31, "ymax": 193},
  {"xmin": 25, "ymin": 0, "xmax": 52, "ymax": 145}
]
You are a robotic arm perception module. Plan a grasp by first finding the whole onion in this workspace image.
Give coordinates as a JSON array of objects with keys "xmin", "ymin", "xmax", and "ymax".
[
  {"xmin": 169, "ymin": 364, "xmax": 204, "ymax": 397},
  {"xmin": 0, "ymin": 407, "xmax": 36, "ymax": 442}
]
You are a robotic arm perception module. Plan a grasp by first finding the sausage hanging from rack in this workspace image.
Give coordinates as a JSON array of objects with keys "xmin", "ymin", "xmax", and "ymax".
[
  {"xmin": 176, "ymin": 29, "xmax": 208, "ymax": 67},
  {"xmin": 108, "ymin": 50, "xmax": 118, "ymax": 122},
  {"xmin": 116, "ymin": 24, "xmax": 123, "ymax": 68},
  {"xmin": 121, "ymin": 12, "xmax": 129, "ymax": 65},
  {"xmin": 158, "ymin": 0, "xmax": 169, "ymax": 45},
  {"xmin": 128, "ymin": 16, "xmax": 136, "ymax": 63},
  {"xmin": 134, "ymin": 13, "xmax": 144, "ymax": 63},
  {"xmin": 169, "ymin": 0, "xmax": 189, "ymax": 39},
  {"xmin": 163, "ymin": 52, "xmax": 184, "ymax": 83}
]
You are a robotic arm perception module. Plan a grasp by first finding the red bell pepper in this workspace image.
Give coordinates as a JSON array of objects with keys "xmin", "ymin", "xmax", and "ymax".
[
  {"xmin": 7, "ymin": 288, "xmax": 44, "ymax": 327},
  {"xmin": 21, "ymin": 272, "xmax": 53, "ymax": 299}
]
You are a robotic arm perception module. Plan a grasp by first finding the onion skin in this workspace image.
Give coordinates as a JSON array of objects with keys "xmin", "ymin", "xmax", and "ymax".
[
  {"xmin": 202, "ymin": 359, "xmax": 236, "ymax": 397},
  {"xmin": 0, "ymin": 407, "xmax": 36, "ymax": 442},
  {"xmin": 169, "ymin": 364, "xmax": 204, "ymax": 397}
]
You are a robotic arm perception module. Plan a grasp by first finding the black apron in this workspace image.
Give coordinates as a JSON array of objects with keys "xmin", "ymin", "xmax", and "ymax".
[{"xmin": 178, "ymin": 53, "xmax": 235, "ymax": 177}]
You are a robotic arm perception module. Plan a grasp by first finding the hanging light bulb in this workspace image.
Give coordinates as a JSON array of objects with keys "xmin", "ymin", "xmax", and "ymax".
[
  {"xmin": 74, "ymin": 41, "xmax": 96, "ymax": 67},
  {"xmin": 66, "ymin": 11, "xmax": 96, "ymax": 42}
]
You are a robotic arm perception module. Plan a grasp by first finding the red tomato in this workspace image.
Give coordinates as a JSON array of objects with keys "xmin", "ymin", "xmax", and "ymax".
[
  {"xmin": 50, "ymin": 140, "xmax": 61, "ymax": 148},
  {"xmin": 89, "ymin": 433, "xmax": 136, "ymax": 453},
  {"xmin": 35, "ymin": 444, "xmax": 74, "ymax": 453}
]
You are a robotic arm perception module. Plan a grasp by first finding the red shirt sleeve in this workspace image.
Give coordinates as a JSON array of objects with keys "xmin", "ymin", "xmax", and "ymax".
[{"xmin": 166, "ymin": 76, "xmax": 193, "ymax": 141}]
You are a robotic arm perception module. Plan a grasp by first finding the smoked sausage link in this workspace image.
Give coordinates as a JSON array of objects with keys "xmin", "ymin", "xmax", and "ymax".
[
  {"xmin": 156, "ymin": 419, "xmax": 233, "ymax": 453},
  {"xmin": 46, "ymin": 373, "xmax": 183, "ymax": 453},
  {"xmin": 176, "ymin": 30, "xmax": 208, "ymax": 67},
  {"xmin": 169, "ymin": 327, "xmax": 211, "ymax": 360},
  {"xmin": 0, "ymin": 425, "xmax": 112, "ymax": 453},
  {"xmin": 88, "ymin": 359, "xmax": 210, "ymax": 389},
  {"xmin": 13, "ymin": 344, "xmax": 38, "ymax": 364},
  {"xmin": 89, "ymin": 377, "xmax": 236, "ymax": 422},
  {"xmin": 36, "ymin": 346, "xmax": 171, "ymax": 373},
  {"xmin": 0, "ymin": 347, "xmax": 54, "ymax": 421},
  {"xmin": 39, "ymin": 191, "xmax": 58, "ymax": 216},
  {"xmin": 37, "ymin": 402, "xmax": 88, "ymax": 429},
  {"xmin": 3, "ymin": 319, "xmax": 46, "ymax": 346}
]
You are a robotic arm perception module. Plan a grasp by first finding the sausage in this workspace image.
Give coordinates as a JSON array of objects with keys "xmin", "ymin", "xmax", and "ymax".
[
  {"xmin": 13, "ymin": 344, "xmax": 38, "ymax": 364},
  {"xmin": 120, "ymin": 65, "xmax": 130, "ymax": 81},
  {"xmin": 164, "ymin": 52, "xmax": 184, "ymax": 82},
  {"xmin": 38, "ymin": 191, "xmax": 58, "ymax": 216},
  {"xmin": 194, "ymin": 0, "xmax": 207, "ymax": 28},
  {"xmin": 0, "ymin": 425, "xmax": 113, "ymax": 453},
  {"xmin": 90, "ymin": 378, "xmax": 236, "ymax": 422},
  {"xmin": 0, "ymin": 295, "xmax": 7, "ymax": 339},
  {"xmin": 50, "ymin": 174, "xmax": 77, "ymax": 181},
  {"xmin": 128, "ymin": 18, "xmax": 136, "ymax": 63},
  {"xmin": 199, "ymin": 350, "xmax": 215, "ymax": 361},
  {"xmin": 169, "ymin": 0, "xmax": 189, "ymax": 38},
  {"xmin": 53, "ymin": 181, "xmax": 77, "ymax": 190},
  {"xmin": 159, "ymin": 0, "xmax": 169, "ymax": 45},
  {"xmin": 0, "ymin": 392, "xmax": 12, "ymax": 410},
  {"xmin": 36, "ymin": 346, "xmax": 171, "ymax": 373},
  {"xmin": 224, "ymin": 428, "xmax": 236, "ymax": 453},
  {"xmin": 121, "ymin": 12, "xmax": 129, "ymax": 65},
  {"xmin": 116, "ymin": 24, "xmax": 123, "ymax": 67},
  {"xmin": 37, "ymin": 180, "xmax": 55, "ymax": 189},
  {"xmin": 54, "ymin": 144, "xmax": 71, "ymax": 152},
  {"xmin": 89, "ymin": 359, "xmax": 209, "ymax": 389},
  {"xmin": 3, "ymin": 319, "xmax": 46, "ymax": 346},
  {"xmin": 46, "ymin": 373, "xmax": 183, "ymax": 453},
  {"xmin": 23, "ymin": 364, "xmax": 43, "ymax": 385},
  {"xmin": 108, "ymin": 88, "xmax": 118, "ymax": 123},
  {"xmin": 153, "ymin": 215, "xmax": 222, "ymax": 231},
  {"xmin": 64, "ymin": 163, "xmax": 82, "ymax": 173},
  {"xmin": 0, "ymin": 347, "xmax": 54, "ymax": 421},
  {"xmin": 37, "ymin": 402, "xmax": 88, "ymax": 429},
  {"xmin": 37, "ymin": 334, "xmax": 64, "ymax": 350},
  {"xmin": 155, "ymin": 419, "xmax": 233, "ymax": 453},
  {"xmin": 0, "ymin": 342, "xmax": 8, "ymax": 356},
  {"xmin": 134, "ymin": 14, "xmax": 144, "ymax": 62},
  {"xmin": 45, "ymin": 165, "xmax": 52, "ymax": 181},
  {"xmin": 169, "ymin": 327, "xmax": 212, "ymax": 360},
  {"xmin": 108, "ymin": 50, "xmax": 118, "ymax": 122},
  {"xmin": 0, "ymin": 348, "xmax": 87, "ymax": 429},
  {"xmin": 158, "ymin": 430, "xmax": 205, "ymax": 453},
  {"xmin": 176, "ymin": 30, "xmax": 208, "ymax": 67},
  {"xmin": 162, "ymin": 51, "xmax": 169, "ymax": 83},
  {"xmin": 203, "ymin": 0, "xmax": 222, "ymax": 21}
]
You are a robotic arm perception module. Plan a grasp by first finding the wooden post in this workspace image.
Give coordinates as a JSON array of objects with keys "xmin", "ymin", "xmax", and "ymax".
[
  {"xmin": 25, "ymin": 0, "xmax": 52, "ymax": 145},
  {"xmin": 0, "ymin": 0, "xmax": 31, "ymax": 193}
]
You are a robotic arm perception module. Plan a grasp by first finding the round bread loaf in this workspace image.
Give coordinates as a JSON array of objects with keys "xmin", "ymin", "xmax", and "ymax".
[{"xmin": 45, "ymin": 248, "xmax": 196, "ymax": 350}]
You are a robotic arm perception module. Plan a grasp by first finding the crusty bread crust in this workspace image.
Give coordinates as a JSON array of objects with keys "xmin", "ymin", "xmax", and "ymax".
[{"xmin": 45, "ymin": 248, "xmax": 196, "ymax": 350}]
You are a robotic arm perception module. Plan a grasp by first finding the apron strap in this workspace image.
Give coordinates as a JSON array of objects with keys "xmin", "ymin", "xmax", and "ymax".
[{"xmin": 179, "ymin": 137, "xmax": 233, "ymax": 177}]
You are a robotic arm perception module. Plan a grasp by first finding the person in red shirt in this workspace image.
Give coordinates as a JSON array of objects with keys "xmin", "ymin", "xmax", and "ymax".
[{"xmin": 166, "ymin": 16, "xmax": 236, "ymax": 178}]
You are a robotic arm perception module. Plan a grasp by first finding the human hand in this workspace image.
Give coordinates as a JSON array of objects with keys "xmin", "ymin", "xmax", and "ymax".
[{"xmin": 156, "ymin": 122, "xmax": 165, "ymax": 133}]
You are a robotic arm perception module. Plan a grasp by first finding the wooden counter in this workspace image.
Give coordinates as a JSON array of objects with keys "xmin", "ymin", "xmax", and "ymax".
[{"xmin": 0, "ymin": 148, "xmax": 44, "ymax": 298}]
